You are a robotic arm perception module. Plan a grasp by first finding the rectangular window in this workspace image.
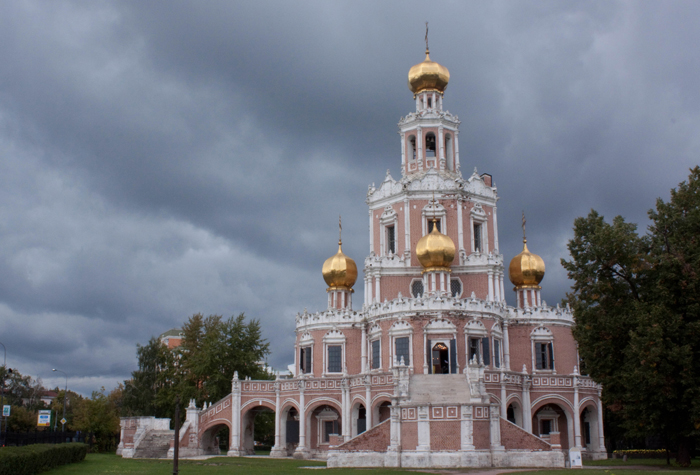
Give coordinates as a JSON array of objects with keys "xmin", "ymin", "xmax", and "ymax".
[
  {"xmin": 469, "ymin": 338, "xmax": 480, "ymax": 363},
  {"xmin": 535, "ymin": 342, "xmax": 554, "ymax": 370},
  {"xmin": 481, "ymin": 337, "xmax": 490, "ymax": 366},
  {"xmin": 395, "ymin": 337, "xmax": 410, "ymax": 366},
  {"xmin": 371, "ymin": 339, "xmax": 380, "ymax": 369},
  {"xmin": 541, "ymin": 419, "xmax": 552, "ymax": 435},
  {"xmin": 474, "ymin": 223, "xmax": 482, "ymax": 252},
  {"xmin": 323, "ymin": 420, "xmax": 340, "ymax": 443},
  {"xmin": 300, "ymin": 347, "xmax": 312, "ymax": 374},
  {"xmin": 386, "ymin": 225, "xmax": 395, "ymax": 254},
  {"xmin": 327, "ymin": 345, "xmax": 342, "ymax": 373},
  {"xmin": 493, "ymin": 339, "xmax": 501, "ymax": 368}
]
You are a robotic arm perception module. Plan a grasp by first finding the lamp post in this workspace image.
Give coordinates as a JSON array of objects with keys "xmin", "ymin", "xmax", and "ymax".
[{"xmin": 52, "ymin": 369, "xmax": 68, "ymax": 432}]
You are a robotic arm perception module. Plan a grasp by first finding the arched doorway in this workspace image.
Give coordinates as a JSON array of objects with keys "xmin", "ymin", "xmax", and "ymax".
[
  {"xmin": 507, "ymin": 400, "xmax": 523, "ymax": 427},
  {"xmin": 373, "ymin": 400, "xmax": 391, "ymax": 425},
  {"xmin": 580, "ymin": 403, "xmax": 602, "ymax": 454},
  {"xmin": 532, "ymin": 403, "xmax": 572, "ymax": 449},
  {"xmin": 431, "ymin": 342, "xmax": 449, "ymax": 374},
  {"xmin": 241, "ymin": 405, "xmax": 275, "ymax": 455},
  {"xmin": 351, "ymin": 402, "xmax": 366, "ymax": 437},
  {"xmin": 308, "ymin": 404, "xmax": 342, "ymax": 451},
  {"xmin": 280, "ymin": 406, "xmax": 299, "ymax": 456},
  {"xmin": 201, "ymin": 423, "xmax": 230, "ymax": 455}
]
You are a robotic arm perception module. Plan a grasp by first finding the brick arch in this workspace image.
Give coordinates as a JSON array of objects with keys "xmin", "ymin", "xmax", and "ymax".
[
  {"xmin": 531, "ymin": 397, "xmax": 574, "ymax": 450},
  {"xmin": 240, "ymin": 400, "xmax": 276, "ymax": 455},
  {"xmin": 371, "ymin": 396, "xmax": 392, "ymax": 425},
  {"xmin": 578, "ymin": 398, "xmax": 603, "ymax": 453},
  {"xmin": 240, "ymin": 398, "xmax": 276, "ymax": 413},
  {"xmin": 304, "ymin": 397, "xmax": 342, "ymax": 414},
  {"xmin": 200, "ymin": 420, "xmax": 231, "ymax": 455}
]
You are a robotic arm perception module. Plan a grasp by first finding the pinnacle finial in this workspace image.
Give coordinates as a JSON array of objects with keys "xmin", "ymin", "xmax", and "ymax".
[
  {"xmin": 425, "ymin": 21, "xmax": 429, "ymax": 54},
  {"xmin": 339, "ymin": 215, "xmax": 342, "ymax": 245},
  {"xmin": 522, "ymin": 211, "xmax": 527, "ymax": 243}
]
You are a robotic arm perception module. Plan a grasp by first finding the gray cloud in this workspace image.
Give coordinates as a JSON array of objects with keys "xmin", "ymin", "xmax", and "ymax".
[{"xmin": 1, "ymin": 1, "xmax": 699, "ymax": 394}]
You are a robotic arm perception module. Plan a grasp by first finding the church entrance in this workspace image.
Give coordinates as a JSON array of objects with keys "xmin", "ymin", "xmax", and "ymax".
[{"xmin": 431, "ymin": 342, "xmax": 449, "ymax": 374}]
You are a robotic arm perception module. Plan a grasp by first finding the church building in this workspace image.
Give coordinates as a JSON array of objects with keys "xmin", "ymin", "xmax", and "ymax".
[{"xmin": 118, "ymin": 45, "xmax": 606, "ymax": 468}]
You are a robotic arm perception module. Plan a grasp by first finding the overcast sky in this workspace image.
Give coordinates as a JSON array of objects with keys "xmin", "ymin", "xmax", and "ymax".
[{"xmin": 1, "ymin": 1, "xmax": 699, "ymax": 396}]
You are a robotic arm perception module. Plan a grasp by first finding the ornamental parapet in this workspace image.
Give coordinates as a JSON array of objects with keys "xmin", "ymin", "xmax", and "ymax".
[
  {"xmin": 363, "ymin": 294, "xmax": 507, "ymax": 320},
  {"xmin": 295, "ymin": 307, "xmax": 364, "ymax": 327},
  {"xmin": 506, "ymin": 303, "xmax": 574, "ymax": 324},
  {"xmin": 482, "ymin": 370, "xmax": 600, "ymax": 391}
]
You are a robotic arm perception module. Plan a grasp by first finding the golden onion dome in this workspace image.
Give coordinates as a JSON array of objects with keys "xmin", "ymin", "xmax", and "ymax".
[
  {"xmin": 408, "ymin": 49, "xmax": 450, "ymax": 95},
  {"xmin": 416, "ymin": 221, "xmax": 456, "ymax": 272},
  {"xmin": 322, "ymin": 240, "xmax": 358, "ymax": 291},
  {"xmin": 509, "ymin": 239, "xmax": 545, "ymax": 289}
]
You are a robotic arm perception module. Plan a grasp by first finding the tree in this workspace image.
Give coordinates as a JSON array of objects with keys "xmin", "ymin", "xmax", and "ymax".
[
  {"xmin": 73, "ymin": 387, "xmax": 121, "ymax": 451},
  {"xmin": 562, "ymin": 167, "xmax": 700, "ymax": 466},
  {"xmin": 123, "ymin": 313, "xmax": 270, "ymax": 421}
]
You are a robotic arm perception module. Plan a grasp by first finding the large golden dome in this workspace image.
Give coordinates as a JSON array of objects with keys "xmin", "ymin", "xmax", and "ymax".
[
  {"xmin": 509, "ymin": 239, "xmax": 545, "ymax": 288},
  {"xmin": 322, "ymin": 241, "xmax": 358, "ymax": 291},
  {"xmin": 408, "ymin": 49, "xmax": 450, "ymax": 95},
  {"xmin": 416, "ymin": 221, "xmax": 456, "ymax": 272}
]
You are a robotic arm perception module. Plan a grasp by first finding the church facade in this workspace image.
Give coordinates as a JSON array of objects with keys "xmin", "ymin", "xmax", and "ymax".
[{"xmin": 119, "ymin": 47, "xmax": 606, "ymax": 468}]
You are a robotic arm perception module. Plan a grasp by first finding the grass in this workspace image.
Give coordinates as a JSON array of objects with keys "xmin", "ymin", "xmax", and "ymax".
[
  {"xmin": 45, "ymin": 453, "xmax": 429, "ymax": 474},
  {"xmin": 44, "ymin": 454, "xmax": 700, "ymax": 475}
]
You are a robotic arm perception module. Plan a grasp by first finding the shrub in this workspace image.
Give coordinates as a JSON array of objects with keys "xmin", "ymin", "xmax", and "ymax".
[
  {"xmin": 613, "ymin": 449, "xmax": 671, "ymax": 459},
  {"xmin": 0, "ymin": 443, "xmax": 88, "ymax": 475}
]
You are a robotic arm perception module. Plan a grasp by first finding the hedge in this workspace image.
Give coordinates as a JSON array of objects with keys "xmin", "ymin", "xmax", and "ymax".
[
  {"xmin": 0, "ymin": 443, "xmax": 88, "ymax": 475},
  {"xmin": 612, "ymin": 449, "xmax": 672, "ymax": 459}
]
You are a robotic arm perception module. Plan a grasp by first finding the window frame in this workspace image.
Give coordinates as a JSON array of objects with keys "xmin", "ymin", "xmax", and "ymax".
[
  {"xmin": 323, "ymin": 330, "xmax": 346, "ymax": 376},
  {"xmin": 531, "ymin": 327, "xmax": 555, "ymax": 373}
]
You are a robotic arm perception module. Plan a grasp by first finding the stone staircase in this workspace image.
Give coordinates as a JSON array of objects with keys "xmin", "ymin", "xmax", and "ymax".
[
  {"xmin": 409, "ymin": 374, "xmax": 470, "ymax": 404},
  {"xmin": 133, "ymin": 430, "xmax": 174, "ymax": 459}
]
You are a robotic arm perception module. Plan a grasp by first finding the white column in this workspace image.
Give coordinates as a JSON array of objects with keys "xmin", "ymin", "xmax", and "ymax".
[
  {"xmin": 417, "ymin": 126, "xmax": 423, "ymax": 171},
  {"xmin": 368, "ymin": 209, "xmax": 374, "ymax": 254},
  {"xmin": 423, "ymin": 332, "xmax": 428, "ymax": 374},
  {"xmin": 375, "ymin": 275, "xmax": 381, "ymax": 303},
  {"xmin": 365, "ymin": 378, "xmax": 373, "ymax": 428},
  {"xmin": 296, "ymin": 383, "xmax": 307, "ymax": 454},
  {"xmin": 494, "ymin": 273, "xmax": 501, "ymax": 302},
  {"xmin": 490, "ymin": 404, "xmax": 504, "ymax": 450},
  {"xmin": 454, "ymin": 130, "xmax": 460, "ymax": 171},
  {"xmin": 460, "ymin": 405, "xmax": 474, "ymax": 450},
  {"xmin": 229, "ymin": 376, "xmax": 242, "ymax": 456},
  {"xmin": 438, "ymin": 124, "xmax": 445, "ymax": 170},
  {"xmin": 574, "ymin": 375, "xmax": 582, "ymax": 448},
  {"xmin": 400, "ymin": 132, "xmax": 406, "ymax": 176},
  {"xmin": 271, "ymin": 383, "xmax": 283, "ymax": 455},
  {"xmin": 522, "ymin": 376, "xmax": 532, "ymax": 433},
  {"xmin": 493, "ymin": 206, "xmax": 500, "ymax": 252},
  {"xmin": 503, "ymin": 323, "xmax": 511, "ymax": 371},
  {"xmin": 404, "ymin": 198, "xmax": 411, "ymax": 256},
  {"xmin": 361, "ymin": 325, "xmax": 367, "ymax": 374},
  {"xmin": 487, "ymin": 271, "xmax": 494, "ymax": 301},
  {"xmin": 417, "ymin": 405, "xmax": 430, "ymax": 450},
  {"xmin": 416, "ymin": 95, "xmax": 420, "ymax": 111},
  {"xmin": 500, "ymin": 378, "xmax": 507, "ymax": 418},
  {"xmin": 457, "ymin": 200, "xmax": 465, "ymax": 263},
  {"xmin": 597, "ymin": 390, "xmax": 605, "ymax": 452},
  {"xmin": 342, "ymin": 379, "xmax": 350, "ymax": 441},
  {"xmin": 499, "ymin": 275, "xmax": 506, "ymax": 304},
  {"xmin": 430, "ymin": 272, "xmax": 436, "ymax": 295}
]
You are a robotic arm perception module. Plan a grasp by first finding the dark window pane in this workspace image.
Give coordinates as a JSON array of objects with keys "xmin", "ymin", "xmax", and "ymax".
[
  {"xmin": 371, "ymin": 340, "xmax": 380, "ymax": 370},
  {"xmin": 450, "ymin": 278, "xmax": 462, "ymax": 297},
  {"xmin": 395, "ymin": 337, "xmax": 410, "ymax": 365},
  {"xmin": 494, "ymin": 339, "xmax": 501, "ymax": 368},
  {"xmin": 469, "ymin": 338, "xmax": 480, "ymax": 363},
  {"xmin": 327, "ymin": 345, "xmax": 342, "ymax": 373},
  {"xmin": 474, "ymin": 223, "xmax": 482, "ymax": 252},
  {"xmin": 541, "ymin": 419, "xmax": 552, "ymax": 435},
  {"xmin": 387, "ymin": 225, "xmax": 395, "ymax": 254},
  {"xmin": 412, "ymin": 280, "xmax": 424, "ymax": 298},
  {"xmin": 428, "ymin": 220, "xmax": 441, "ymax": 233},
  {"xmin": 481, "ymin": 337, "xmax": 490, "ymax": 366}
]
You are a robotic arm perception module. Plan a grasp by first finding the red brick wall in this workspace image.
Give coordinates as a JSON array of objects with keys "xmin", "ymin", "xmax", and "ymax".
[
  {"xmin": 430, "ymin": 421, "xmax": 460, "ymax": 450},
  {"xmin": 500, "ymin": 418, "xmax": 551, "ymax": 450},
  {"xmin": 473, "ymin": 420, "xmax": 490, "ymax": 449},
  {"xmin": 336, "ymin": 419, "xmax": 390, "ymax": 452},
  {"xmin": 402, "ymin": 421, "xmax": 418, "ymax": 450}
]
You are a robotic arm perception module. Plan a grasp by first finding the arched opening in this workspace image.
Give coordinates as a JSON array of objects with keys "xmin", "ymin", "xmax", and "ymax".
[
  {"xmin": 307, "ymin": 404, "xmax": 342, "ymax": 451},
  {"xmin": 532, "ymin": 403, "xmax": 572, "ymax": 450},
  {"xmin": 580, "ymin": 404, "xmax": 601, "ymax": 454},
  {"xmin": 431, "ymin": 342, "xmax": 449, "ymax": 374},
  {"xmin": 351, "ymin": 402, "xmax": 367, "ymax": 437},
  {"xmin": 445, "ymin": 134, "xmax": 453, "ymax": 170},
  {"xmin": 408, "ymin": 136, "xmax": 416, "ymax": 161},
  {"xmin": 425, "ymin": 132, "xmax": 436, "ymax": 158},
  {"xmin": 241, "ymin": 405, "xmax": 275, "ymax": 455},
  {"xmin": 201, "ymin": 423, "xmax": 230, "ymax": 455},
  {"xmin": 373, "ymin": 400, "xmax": 391, "ymax": 425},
  {"xmin": 507, "ymin": 401, "xmax": 523, "ymax": 427},
  {"xmin": 282, "ymin": 406, "xmax": 299, "ymax": 456}
]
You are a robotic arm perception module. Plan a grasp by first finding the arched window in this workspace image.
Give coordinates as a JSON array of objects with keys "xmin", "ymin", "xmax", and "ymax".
[
  {"xmin": 409, "ymin": 135, "xmax": 416, "ymax": 161},
  {"xmin": 445, "ymin": 134, "xmax": 453, "ymax": 171},
  {"xmin": 425, "ymin": 132, "xmax": 436, "ymax": 158},
  {"xmin": 411, "ymin": 280, "xmax": 424, "ymax": 298}
]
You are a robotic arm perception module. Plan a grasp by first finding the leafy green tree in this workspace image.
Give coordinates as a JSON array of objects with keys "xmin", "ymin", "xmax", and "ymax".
[
  {"xmin": 50, "ymin": 389, "xmax": 83, "ymax": 431},
  {"xmin": 123, "ymin": 313, "xmax": 270, "ymax": 421},
  {"xmin": 562, "ymin": 167, "xmax": 700, "ymax": 466},
  {"xmin": 73, "ymin": 387, "xmax": 121, "ymax": 451},
  {"xmin": 7, "ymin": 406, "xmax": 37, "ymax": 432}
]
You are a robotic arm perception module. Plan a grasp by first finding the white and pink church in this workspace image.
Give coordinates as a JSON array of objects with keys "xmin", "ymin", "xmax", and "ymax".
[{"xmin": 119, "ymin": 46, "xmax": 606, "ymax": 468}]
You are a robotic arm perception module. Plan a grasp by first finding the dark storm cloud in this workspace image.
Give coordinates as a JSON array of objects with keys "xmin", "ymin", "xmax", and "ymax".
[{"xmin": 1, "ymin": 1, "xmax": 699, "ymax": 394}]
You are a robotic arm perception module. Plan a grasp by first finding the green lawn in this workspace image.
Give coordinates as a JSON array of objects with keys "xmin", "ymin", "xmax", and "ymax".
[{"xmin": 45, "ymin": 454, "xmax": 700, "ymax": 475}]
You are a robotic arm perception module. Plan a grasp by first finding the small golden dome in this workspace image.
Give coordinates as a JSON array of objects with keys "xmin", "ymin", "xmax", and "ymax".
[
  {"xmin": 509, "ymin": 239, "xmax": 545, "ymax": 289},
  {"xmin": 416, "ymin": 221, "xmax": 456, "ymax": 272},
  {"xmin": 322, "ymin": 241, "xmax": 358, "ymax": 291},
  {"xmin": 408, "ymin": 49, "xmax": 450, "ymax": 95}
]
